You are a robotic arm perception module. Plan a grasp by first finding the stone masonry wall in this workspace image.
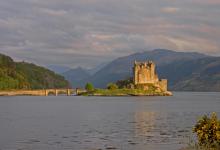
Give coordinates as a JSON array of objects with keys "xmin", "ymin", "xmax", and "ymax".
[{"xmin": 133, "ymin": 60, "xmax": 168, "ymax": 92}]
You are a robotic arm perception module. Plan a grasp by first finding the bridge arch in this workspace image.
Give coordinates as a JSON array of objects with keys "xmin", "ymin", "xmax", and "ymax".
[{"xmin": 45, "ymin": 89, "xmax": 73, "ymax": 96}]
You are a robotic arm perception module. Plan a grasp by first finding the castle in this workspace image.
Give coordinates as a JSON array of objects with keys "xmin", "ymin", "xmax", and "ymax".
[{"xmin": 133, "ymin": 60, "xmax": 168, "ymax": 91}]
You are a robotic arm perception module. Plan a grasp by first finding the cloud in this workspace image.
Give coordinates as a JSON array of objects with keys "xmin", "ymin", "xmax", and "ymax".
[
  {"xmin": 0, "ymin": 0, "xmax": 219, "ymax": 68},
  {"xmin": 161, "ymin": 7, "xmax": 180, "ymax": 14},
  {"xmin": 39, "ymin": 8, "xmax": 68, "ymax": 16},
  {"xmin": 193, "ymin": 0, "xmax": 220, "ymax": 5}
]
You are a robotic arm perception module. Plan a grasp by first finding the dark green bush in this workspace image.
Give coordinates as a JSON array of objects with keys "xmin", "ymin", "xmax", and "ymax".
[
  {"xmin": 116, "ymin": 77, "xmax": 133, "ymax": 89},
  {"xmin": 85, "ymin": 82, "xmax": 94, "ymax": 92},
  {"xmin": 107, "ymin": 83, "xmax": 118, "ymax": 90}
]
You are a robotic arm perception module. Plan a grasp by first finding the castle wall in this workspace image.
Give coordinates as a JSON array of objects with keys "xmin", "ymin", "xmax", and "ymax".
[
  {"xmin": 158, "ymin": 79, "xmax": 168, "ymax": 92},
  {"xmin": 134, "ymin": 65, "xmax": 138, "ymax": 85},
  {"xmin": 137, "ymin": 67, "xmax": 154, "ymax": 84},
  {"xmin": 133, "ymin": 60, "xmax": 168, "ymax": 92},
  {"xmin": 134, "ymin": 61, "xmax": 159, "ymax": 85}
]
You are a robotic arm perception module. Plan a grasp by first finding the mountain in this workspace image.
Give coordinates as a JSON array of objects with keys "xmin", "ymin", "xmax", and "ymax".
[
  {"xmin": 71, "ymin": 49, "xmax": 219, "ymax": 91},
  {"xmin": 158, "ymin": 57, "xmax": 220, "ymax": 91},
  {"xmin": 62, "ymin": 62, "xmax": 109, "ymax": 88},
  {"xmin": 86, "ymin": 62, "xmax": 109, "ymax": 75},
  {"xmin": 0, "ymin": 53, "xmax": 70, "ymax": 90},
  {"xmin": 62, "ymin": 67, "xmax": 91, "ymax": 88},
  {"xmin": 88, "ymin": 49, "xmax": 208, "ymax": 89},
  {"xmin": 47, "ymin": 65, "xmax": 72, "ymax": 74}
]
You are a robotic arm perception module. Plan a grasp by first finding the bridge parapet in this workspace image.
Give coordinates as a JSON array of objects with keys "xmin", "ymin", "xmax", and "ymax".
[
  {"xmin": 0, "ymin": 89, "xmax": 77, "ymax": 96},
  {"xmin": 44, "ymin": 89, "xmax": 75, "ymax": 96}
]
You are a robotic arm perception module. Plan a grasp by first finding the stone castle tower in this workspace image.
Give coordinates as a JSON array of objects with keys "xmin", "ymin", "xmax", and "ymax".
[{"xmin": 133, "ymin": 60, "xmax": 168, "ymax": 91}]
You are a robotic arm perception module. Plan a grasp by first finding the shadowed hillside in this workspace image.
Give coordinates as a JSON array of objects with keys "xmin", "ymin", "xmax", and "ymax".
[
  {"xmin": 158, "ymin": 57, "xmax": 220, "ymax": 91},
  {"xmin": 88, "ymin": 49, "xmax": 207, "ymax": 89},
  {"xmin": 62, "ymin": 67, "xmax": 91, "ymax": 88}
]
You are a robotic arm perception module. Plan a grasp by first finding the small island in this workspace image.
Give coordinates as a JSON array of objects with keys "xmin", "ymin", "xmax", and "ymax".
[{"xmin": 79, "ymin": 60, "xmax": 172, "ymax": 96}]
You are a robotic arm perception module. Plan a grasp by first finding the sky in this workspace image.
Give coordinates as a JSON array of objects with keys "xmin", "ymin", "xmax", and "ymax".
[{"xmin": 0, "ymin": 0, "xmax": 220, "ymax": 68}]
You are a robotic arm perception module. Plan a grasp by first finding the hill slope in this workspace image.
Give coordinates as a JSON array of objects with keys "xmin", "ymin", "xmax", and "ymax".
[
  {"xmin": 88, "ymin": 49, "xmax": 208, "ymax": 89},
  {"xmin": 70, "ymin": 49, "xmax": 220, "ymax": 91},
  {"xmin": 158, "ymin": 57, "xmax": 220, "ymax": 91},
  {"xmin": 62, "ymin": 67, "xmax": 91, "ymax": 88},
  {"xmin": 0, "ymin": 53, "xmax": 69, "ymax": 90}
]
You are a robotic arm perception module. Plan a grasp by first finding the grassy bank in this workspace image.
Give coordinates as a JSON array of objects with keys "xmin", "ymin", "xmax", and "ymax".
[{"xmin": 79, "ymin": 88, "xmax": 172, "ymax": 96}]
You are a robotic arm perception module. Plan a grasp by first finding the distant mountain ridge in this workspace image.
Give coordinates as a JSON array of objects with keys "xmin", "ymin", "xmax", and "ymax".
[
  {"xmin": 62, "ymin": 67, "xmax": 91, "ymax": 87},
  {"xmin": 63, "ymin": 49, "xmax": 220, "ymax": 91},
  {"xmin": 47, "ymin": 65, "xmax": 71, "ymax": 74},
  {"xmin": 61, "ymin": 62, "xmax": 109, "ymax": 87},
  {"xmin": 158, "ymin": 57, "xmax": 220, "ymax": 91},
  {"xmin": 88, "ymin": 49, "xmax": 207, "ymax": 88},
  {"xmin": 0, "ymin": 53, "xmax": 69, "ymax": 90}
]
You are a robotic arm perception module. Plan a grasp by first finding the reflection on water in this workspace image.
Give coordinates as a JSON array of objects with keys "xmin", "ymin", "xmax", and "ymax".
[
  {"xmin": 134, "ymin": 111, "xmax": 191, "ymax": 148},
  {"xmin": 135, "ymin": 112, "xmax": 157, "ymax": 136},
  {"xmin": 0, "ymin": 92, "xmax": 220, "ymax": 150}
]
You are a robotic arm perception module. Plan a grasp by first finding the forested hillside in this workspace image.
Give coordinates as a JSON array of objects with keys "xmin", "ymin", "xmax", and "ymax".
[{"xmin": 0, "ymin": 53, "xmax": 69, "ymax": 90}]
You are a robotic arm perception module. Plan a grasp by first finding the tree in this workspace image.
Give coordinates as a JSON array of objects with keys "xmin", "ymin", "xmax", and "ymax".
[
  {"xmin": 85, "ymin": 82, "xmax": 94, "ymax": 92},
  {"xmin": 107, "ymin": 83, "xmax": 118, "ymax": 90},
  {"xmin": 116, "ymin": 77, "xmax": 133, "ymax": 89}
]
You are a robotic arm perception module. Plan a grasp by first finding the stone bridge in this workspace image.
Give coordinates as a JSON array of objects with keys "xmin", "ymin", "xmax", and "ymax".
[{"xmin": 0, "ymin": 88, "xmax": 86, "ymax": 96}]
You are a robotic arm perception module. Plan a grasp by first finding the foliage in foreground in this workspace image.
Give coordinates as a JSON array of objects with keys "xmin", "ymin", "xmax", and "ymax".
[
  {"xmin": 186, "ymin": 143, "xmax": 220, "ymax": 150},
  {"xmin": 185, "ymin": 113, "xmax": 220, "ymax": 150},
  {"xmin": 193, "ymin": 113, "xmax": 220, "ymax": 149}
]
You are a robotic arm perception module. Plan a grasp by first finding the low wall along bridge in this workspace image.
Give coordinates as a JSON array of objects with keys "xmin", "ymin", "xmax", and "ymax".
[{"xmin": 0, "ymin": 88, "xmax": 85, "ymax": 96}]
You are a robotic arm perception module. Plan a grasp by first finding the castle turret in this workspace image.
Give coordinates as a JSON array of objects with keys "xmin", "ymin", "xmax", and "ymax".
[{"xmin": 133, "ymin": 60, "xmax": 168, "ymax": 91}]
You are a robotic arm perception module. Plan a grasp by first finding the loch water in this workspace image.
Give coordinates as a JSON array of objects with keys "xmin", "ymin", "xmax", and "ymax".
[{"xmin": 0, "ymin": 92, "xmax": 220, "ymax": 150}]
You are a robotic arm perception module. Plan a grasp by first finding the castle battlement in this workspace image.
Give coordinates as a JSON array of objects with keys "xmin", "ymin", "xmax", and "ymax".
[{"xmin": 133, "ymin": 60, "xmax": 168, "ymax": 91}]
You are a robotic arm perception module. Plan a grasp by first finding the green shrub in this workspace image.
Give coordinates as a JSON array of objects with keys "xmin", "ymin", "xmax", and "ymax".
[
  {"xmin": 116, "ymin": 77, "xmax": 134, "ymax": 89},
  {"xmin": 85, "ymin": 82, "xmax": 94, "ymax": 92},
  {"xmin": 193, "ymin": 112, "xmax": 220, "ymax": 148},
  {"xmin": 107, "ymin": 83, "xmax": 118, "ymax": 90}
]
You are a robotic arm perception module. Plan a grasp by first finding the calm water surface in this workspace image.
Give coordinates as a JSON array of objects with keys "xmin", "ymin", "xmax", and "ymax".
[{"xmin": 0, "ymin": 92, "xmax": 219, "ymax": 150}]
